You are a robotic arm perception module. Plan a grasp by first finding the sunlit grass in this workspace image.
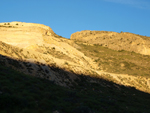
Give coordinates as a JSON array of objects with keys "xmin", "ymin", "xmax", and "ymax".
[{"xmin": 76, "ymin": 43, "xmax": 150, "ymax": 77}]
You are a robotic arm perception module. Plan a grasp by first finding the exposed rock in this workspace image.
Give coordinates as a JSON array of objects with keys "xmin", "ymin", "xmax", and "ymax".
[{"xmin": 0, "ymin": 22, "xmax": 98, "ymax": 86}]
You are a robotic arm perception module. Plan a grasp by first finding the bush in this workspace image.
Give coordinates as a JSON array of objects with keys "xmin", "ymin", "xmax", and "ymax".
[
  {"xmin": 72, "ymin": 106, "xmax": 93, "ymax": 113},
  {"xmin": 52, "ymin": 47, "xmax": 55, "ymax": 50}
]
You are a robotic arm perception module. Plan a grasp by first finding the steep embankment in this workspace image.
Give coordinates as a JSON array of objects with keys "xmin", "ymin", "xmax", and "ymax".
[{"xmin": 71, "ymin": 30, "xmax": 150, "ymax": 55}]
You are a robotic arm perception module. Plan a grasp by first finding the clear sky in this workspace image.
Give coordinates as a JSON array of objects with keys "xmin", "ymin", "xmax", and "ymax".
[{"xmin": 1, "ymin": 0, "xmax": 150, "ymax": 38}]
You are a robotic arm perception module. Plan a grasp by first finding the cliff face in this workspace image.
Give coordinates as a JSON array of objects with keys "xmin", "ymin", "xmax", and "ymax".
[
  {"xmin": 0, "ymin": 22, "xmax": 150, "ymax": 93},
  {"xmin": 70, "ymin": 30, "xmax": 150, "ymax": 55}
]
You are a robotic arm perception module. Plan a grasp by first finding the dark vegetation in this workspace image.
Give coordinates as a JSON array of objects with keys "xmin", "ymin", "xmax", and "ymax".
[
  {"xmin": 53, "ymin": 33, "xmax": 65, "ymax": 39},
  {"xmin": 0, "ymin": 25, "xmax": 16, "ymax": 28},
  {"xmin": 0, "ymin": 58, "xmax": 150, "ymax": 113}
]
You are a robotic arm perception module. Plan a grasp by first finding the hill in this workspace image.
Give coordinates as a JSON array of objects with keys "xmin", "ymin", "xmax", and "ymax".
[
  {"xmin": 0, "ymin": 57, "xmax": 150, "ymax": 113},
  {"xmin": 71, "ymin": 30, "xmax": 150, "ymax": 55},
  {"xmin": 0, "ymin": 21, "xmax": 150, "ymax": 112}
]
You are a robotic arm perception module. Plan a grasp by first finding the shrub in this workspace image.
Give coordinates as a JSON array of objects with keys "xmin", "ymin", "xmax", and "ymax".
[
  {"xmin": 118, "ymin": 49, "xmax": 124, "ymax": 52},
  {"xmin": 72, "ymin": 106, "xmax": 93, "ymax": 113},
  {"xmin": 52, "ymin": 47, "xmax": 55, "ymax": 50},
  {"xmin": 64, "ymin": 62, "xmax": 68, "ymax": 65}
]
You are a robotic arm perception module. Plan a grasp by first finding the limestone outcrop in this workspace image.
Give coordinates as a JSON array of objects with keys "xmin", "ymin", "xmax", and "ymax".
[
  {"xmin": 0, "ymin": 22, "xmax": 98, "ymax": 86},
  {"xmin": 0, "ymin": 21, "xmax": 55, "ymax": 48}
]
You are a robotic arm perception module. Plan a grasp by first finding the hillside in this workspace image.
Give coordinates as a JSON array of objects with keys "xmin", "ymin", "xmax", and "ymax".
[
  {"xmin": 0, "ymin": 57, "xmax": 150, "ymax": 113},
  {"xmin": 0, "ymin": 21, "xmax": 150, "ymax": 112},
  {"xmin": 0, "ymin": 22, "xmax": 98, "ymax": 86},
  {"xmin": 71, "ymin": 30, "xmax": 150, "ymax": 55}
]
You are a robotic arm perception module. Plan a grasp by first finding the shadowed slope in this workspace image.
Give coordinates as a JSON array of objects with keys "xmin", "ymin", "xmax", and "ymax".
[{"xmin": 0, "ymin": 56, "xmax": 150, "ymax": 113}]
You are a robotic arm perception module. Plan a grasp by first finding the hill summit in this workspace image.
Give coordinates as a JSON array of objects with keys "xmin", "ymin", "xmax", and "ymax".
[
  {"xmin": 71, "ymin": 30, "xmax": 150, "ymax": 55},
  {"xmin": 0, "ymin": 21, "xmax": 57, "ymax": 48}
]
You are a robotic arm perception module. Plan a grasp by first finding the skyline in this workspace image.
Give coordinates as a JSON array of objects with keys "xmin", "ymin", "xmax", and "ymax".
[{"xmin": 1, "ymin": 0, "xmax": 150, "ymax": 38}]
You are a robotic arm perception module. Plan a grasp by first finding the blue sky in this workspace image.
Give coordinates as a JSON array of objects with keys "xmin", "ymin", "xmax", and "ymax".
[{"xmin": 0, "ymin": 0, "xmax": 150, "ymax": 38}]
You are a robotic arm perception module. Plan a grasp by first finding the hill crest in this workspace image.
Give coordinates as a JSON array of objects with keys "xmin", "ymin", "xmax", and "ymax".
[{"xmin": 71, "ymin": 30, "xmax": 150, "ymax": 55}]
